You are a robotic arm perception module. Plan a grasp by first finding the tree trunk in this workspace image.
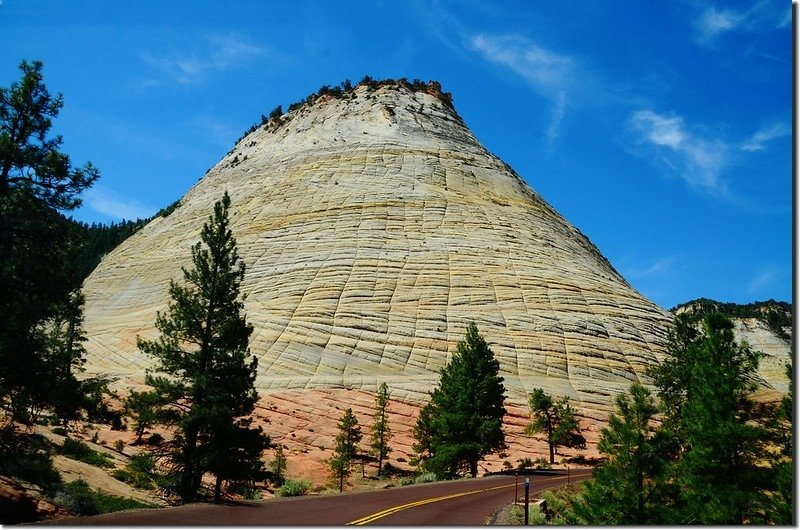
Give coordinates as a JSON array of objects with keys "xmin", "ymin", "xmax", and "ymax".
[
  {"xmin": 470, "ymin": 458, "xmax": 478, "ymax": 478},
  {"xmin": 214, "ymin": 475, "xmax": 223, "ymax": 503},
  {"xmin": 181, "ymin": 424, "xmax": 199, "ymax": 502}
]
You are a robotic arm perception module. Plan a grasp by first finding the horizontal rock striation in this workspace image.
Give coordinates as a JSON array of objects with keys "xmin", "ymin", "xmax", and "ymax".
[{"xmin": 82, "ymin": 81, "xmax": 674, "ymax": 415}]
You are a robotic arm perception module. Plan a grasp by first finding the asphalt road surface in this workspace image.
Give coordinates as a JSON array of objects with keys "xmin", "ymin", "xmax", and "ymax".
[{"xmin": 55, "ymin": 468, "xmax": 592, "ymax": 525}]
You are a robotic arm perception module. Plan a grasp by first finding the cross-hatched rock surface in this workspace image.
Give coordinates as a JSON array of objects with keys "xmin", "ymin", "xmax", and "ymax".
[{"xmin": 82, "ymin": 81, "xmax": 677, "ymax": 414}]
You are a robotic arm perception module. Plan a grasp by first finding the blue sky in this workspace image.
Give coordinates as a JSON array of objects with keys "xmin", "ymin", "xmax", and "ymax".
[{"xmin": 0, "ymin": 0, "xmax": 791, "ymax": 310}]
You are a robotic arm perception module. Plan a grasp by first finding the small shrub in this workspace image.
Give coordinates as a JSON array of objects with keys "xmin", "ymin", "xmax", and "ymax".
[
  {"xmin": 276, "ymin": 479, "xmax": 312, "ymax": 497},
  {"xmin": 228, "ymin": 482, "xmax": 261, "ymax": 500},
  {"xmin": 502, "ymin": 460, "xmax": 513, "ymax": 470},
  {"xmin": 52, "ymin": 427, "xmax": 68, "ymax": 436},
  {"xmin": 57, "ymin": 438, "xmax": 115, "ymax": 468},
  {"xmin": 533, "ymin": 457, "xmax": 551, "ymax": 470},
  {"xmin": 112, "ymin": 454, "xmax": 156, "ymax": 490},
  {"xmin": 55, "ymin": 480, "xmax": 99, "ymax": 516},
  {"xmin": 414, "ymin": 472, "xmax": 437, "ymax": 484},
  {"xmin": 516, "ymin": 457, "xmax": 534, "ymax": 469},
  {"xmin": 113, "ymin": 440, "xmax": 125, "ymax": 453},
  {"xmin": 55, "ymin": 479, "xmax": 155, "ymax": 515},
  {"xmin": 144, "ymin": 433, "xmax": 163, "ymax": 445}
]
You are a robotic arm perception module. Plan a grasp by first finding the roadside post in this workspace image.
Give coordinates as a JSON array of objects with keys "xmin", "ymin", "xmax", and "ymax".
[
  {"xmin": 514, "ymin": 472, "xmax": 519, "ymax": 505},
  {"xmin": 524, "ymin": 478, "xmax": 530, "ymax": 525}
]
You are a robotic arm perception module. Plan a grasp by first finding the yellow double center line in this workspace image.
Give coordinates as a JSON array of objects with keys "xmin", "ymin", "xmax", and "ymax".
[
  {"xmin": 347, "ymin": 472, "xmax": 591, "ymax": 525},
  {"xmin": 347, "ymin": 483, "xmax": 514, "ymax": 525}
]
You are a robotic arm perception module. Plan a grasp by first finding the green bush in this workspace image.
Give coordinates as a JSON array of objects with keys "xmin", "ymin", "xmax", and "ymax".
[
  {"xmin": 228, "ymin": 482, "xmax": 261, "ymax": 499},
  {"xmin": 111, "ymin": 454, "xmax": 156, "ymax": 490},
  {"xmin": 54, "ymin": 479, "xmax": 154, "ymax": 516},
  {"xmin": 56, "ymin": 437, "xmax": 115, "ymax": 468},
  {"xmin": 276, "ymin": 479, "xmax": 312, "ymax": 497},
  {"xmin": 414, "ymin": 472, "xmax": 437, "ymax": 484},
  {"xmin": 54, "ymin": 480, "xmax": 99, "ymax": 516}
]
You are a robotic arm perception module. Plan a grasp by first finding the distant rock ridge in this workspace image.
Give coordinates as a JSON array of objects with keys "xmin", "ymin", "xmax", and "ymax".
[{"xmin": 79, "ymin": 79, "xmax": 783, "ymax": 420}]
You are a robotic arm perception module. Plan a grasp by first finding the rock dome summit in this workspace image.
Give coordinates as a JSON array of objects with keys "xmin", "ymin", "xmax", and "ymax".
[{"xmin": 81, "ymin": 79, "xmax": 674, "ymax": 416}]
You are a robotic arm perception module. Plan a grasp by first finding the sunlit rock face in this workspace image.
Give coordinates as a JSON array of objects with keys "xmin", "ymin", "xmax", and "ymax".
[{"xmin": 82, "ymin": 81, "xmax": 675, "ymax": 417}]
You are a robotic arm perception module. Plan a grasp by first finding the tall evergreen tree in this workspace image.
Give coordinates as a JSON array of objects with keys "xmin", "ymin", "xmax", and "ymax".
[
  {"xmin": 41, "ymin": 290, "xmax": 89, "ymax": 427},
  {"xmin": 369, "ymin": 382, "xmax": 392, "ymax": 476},
  {"xmin": 137, "ymin": 192, "xmax": 268, "ymax": 503},
  {"xmin": 0, "ymin": 60, "xmax": 98, "ymax": 425},
  {"xmin": 329, "ymin": 408, "xmax": 362, "ymax": 492},
  {"xmin": 576, "ymin": 383, "xmax": 674, "ymax": 524},
  {"xmin": 413, "ymin": 322, "xmax": 506, "ymax": 479},
  {"xmin": 648, "ymin": 313, "xmax": 773, "ymax": 524},
  {"xmin": 525, "ymin": 388, "xmax": 585, "ymax": 464}
]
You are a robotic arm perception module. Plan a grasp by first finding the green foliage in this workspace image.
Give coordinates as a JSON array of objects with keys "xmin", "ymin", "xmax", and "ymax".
[
  {"xmin": 541, "ymin": 485, "xmax": 587, "ymax": 525},
  {"xmin": 0, "ymin": 59, "xmax": 99, "ymax": 426},
  {"xmin": 54, "ymin": 479, "xmax": 154, "ymax": 516},
  {"xmin": 276, "ymin": 478, "xmax": 312, "ymax": 497},
  {"xmin": 136, "ymin": 192, "xmax": 268, "ymax": 503},
  {"xmin": 413, "ymin": 323, "xmax": 506, "ymax": 479},
  {"xmin": 269, "ymin": 445, "xmax": 287, "ymax": 487},
  {"xmin": 0, "ymin": 427, "xmax": 62, "ymax": 496},
  {"xmin": 576, "ymin": 383, "xmax": 673, "ymax": 524},
  {"xmin": 525, "ymin": 388, "xmax": 585, "ymax": 464},
  {"xmin": 649, "ymin": 313, "xmax": 773, "ymax": 524},
  {"xmin": 570, "ymin": 313, "xmax": 790, "ymax": 525},
  {"xmin": 56, "ymin": 437, "xmax": 115, "ymax": 468},
  {"xmin": 123, "ymin": 390, "xmax": 166, "ymax": 443},
  {"xmin": 671, "ymin": 298, "xmax": 792, "ymax": 340},
  {"xmin": 329, "ymin": 408, "xmax": 362, "ymax": 492},
  {"xmin": 369, "ymin": 382, "xmax": 392, "ymax": 476},
  {"xmin": 111, "ymin": 453, "xmax": 156, "ymax": 490},
  {"xmin": 414, "ymin": 472, "xmax": 437, "ymax": 484}
]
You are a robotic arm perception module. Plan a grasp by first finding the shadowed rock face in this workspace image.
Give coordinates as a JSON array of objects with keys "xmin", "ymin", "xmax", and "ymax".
[{"xmin": 81, "ymin": 81, "xmax": 674, "ymax": 415}]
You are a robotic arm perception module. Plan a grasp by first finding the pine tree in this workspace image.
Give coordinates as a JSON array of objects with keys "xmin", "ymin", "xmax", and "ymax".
[
  {"xmin": 329, "ymin": 408, "xmax": 362, "ymax": 492},
  {"xmin": 369, "ymin": 382, "xmax": 392, "ymax": 476},
  {"xmin": 413, "ymin": 322, "xmax": 506, "ymax": 479},
  {"xmin": 576, "ymin": 383, "xmax": 674, "ymax": 524},
  {"xmin": 41, "ymin": 290, "xmax": 89, "ymax": 428},
  {"xmin": 648, "ymin": 313, "xmax": 772, "ymax": 524},
  {"xmin": 270, "ymin": 445, "xmax": 287, "ymax": 487},
  {"xmin": 137, "ymin": 192, "xmax": 268, "ymax": 503},
  {"xmin": 0, "ymin": 60, "xmax": 99, "ymax": 425},
  {"xmin": 524, "ymin": 388, "xmax": 584, "ymax": 464}
]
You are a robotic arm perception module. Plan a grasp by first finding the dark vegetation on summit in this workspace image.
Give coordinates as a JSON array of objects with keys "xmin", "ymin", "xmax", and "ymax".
[{"xmin": 671, "ymin": 298, "xmax": 792, "ymax": 341}]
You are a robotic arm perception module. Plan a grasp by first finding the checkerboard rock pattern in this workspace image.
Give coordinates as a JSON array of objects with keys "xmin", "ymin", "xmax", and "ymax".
[{"xmin": 82, "ymin": 82, "xmax": 679, "ymax": 418}]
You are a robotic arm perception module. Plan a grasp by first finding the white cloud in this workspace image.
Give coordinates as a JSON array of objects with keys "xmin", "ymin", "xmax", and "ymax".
[
  {"xmin": 84, "ymin": 186, "xmax": 154, "ymax": 221},
  {"xmin": 740, "ymin": 121, "xmax": 790, "ymax": 152},
  {"xmin": 629, "ymin": 109, "xmax": 728, "ymax": 194},
  {"xmin": 747, "ymin": 265, "xmax": 782, "ymax": 294},
  {"xmin": 696, "ymin": 6, "xmax": 748, "ymax": 42},
  {"xmin": 141, "ymin": 32, "xmax": 264, "ymax": 86},
  {"xmin": 694, "ymin": 1, "xmax": 790, "ymax": 44},
  {"xmin": 623, "ymin": 257, "xmax": 678, "ymax": 279},
  {"xmin": 470, "ymin": 33, "xmax": 578, "ymax": 146},
  {"xmin": 471, "ymin": 34, "xmax": 575, "ymax": 96}
]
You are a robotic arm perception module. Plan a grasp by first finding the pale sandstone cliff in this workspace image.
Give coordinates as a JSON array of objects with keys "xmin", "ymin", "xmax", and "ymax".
[{"xmin": 82, "ymin": 80, "xmax": 677, "ymax": 422}]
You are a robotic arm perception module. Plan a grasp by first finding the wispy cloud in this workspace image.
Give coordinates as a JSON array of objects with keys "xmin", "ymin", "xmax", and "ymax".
[
  {"xmin": 140, "ymin": 32, "xmax": 264, "ymax": 86},
  {"xmin": 694, "ymin": 1, "xmax": 790, "ymax": 45},
  {"xmin": 190, "ymin": 115, "xmax": 237, "ymax": 149},
  {"xmin": 84, "ymin": 186, "xmax": 154, "ymax": 221},
  {"xmin": 622, "ymin": 257, "xmax": 679, "ymax": 279},
  {"xmin": 628, "ymin": 109, "xmax": 729, "ymax": 195},
  {"xmin": 740, "ymin": 121, "xmax": 790, "ymax": 152},
  {"xmin": 470, "ymin": 33, "xmax": 580, "ymax": 147},
  {"xmin": 747, "ymin": 265, "xmax": 782, "ymax": 294}
]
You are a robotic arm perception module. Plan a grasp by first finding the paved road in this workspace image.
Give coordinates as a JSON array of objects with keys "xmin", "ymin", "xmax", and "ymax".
[{"xmin": 55, "ymin": 468, "xmax": 592, "ymax": 526}]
